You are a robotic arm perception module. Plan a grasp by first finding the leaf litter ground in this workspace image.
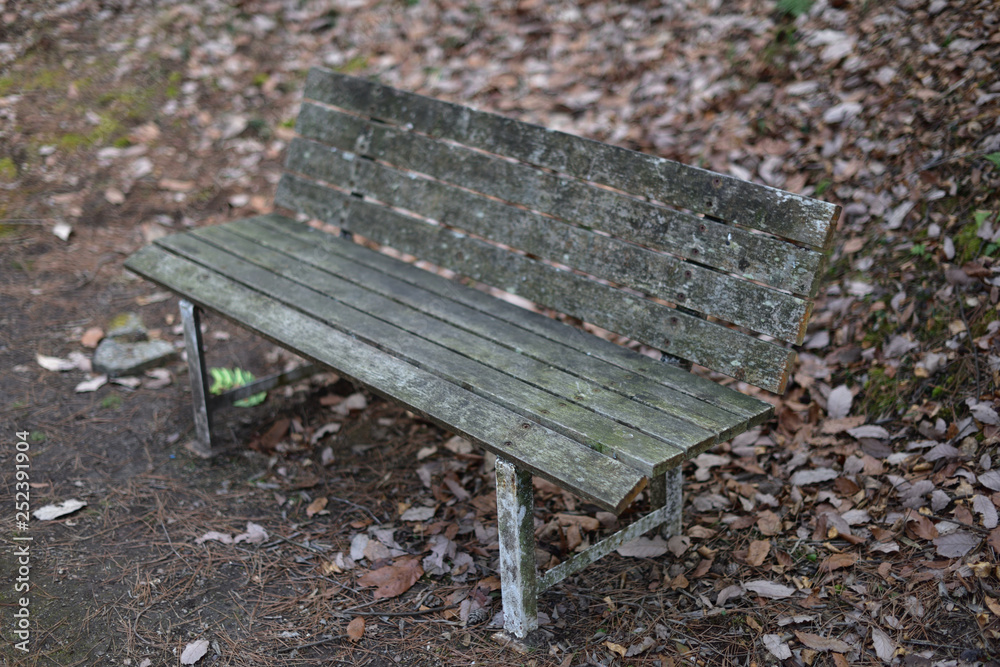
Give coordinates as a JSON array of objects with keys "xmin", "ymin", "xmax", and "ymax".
[{"xmin": 2, "ymin": 0, "xmax": 1000, "ymax": 665}]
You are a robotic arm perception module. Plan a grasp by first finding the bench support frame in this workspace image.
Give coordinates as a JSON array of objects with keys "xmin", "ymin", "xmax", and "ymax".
[
  {"xmin": 180, "ymin": 299, "xmax": 321, "ymax": 456},
  {"xmin": 496, "ymin": 458, "xmax": 683, "ymax": 639},
  {"xmin": 180, "ymin": 300, "xmax": 214, "ymax": 457}
]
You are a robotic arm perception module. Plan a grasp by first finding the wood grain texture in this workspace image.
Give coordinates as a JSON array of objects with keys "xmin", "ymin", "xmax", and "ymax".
[
  {"xmin": 226, "ymin": 216, "xmax": 770, "ymax": 444},
  {"xmin": 284, "ymin": 136, "xmax": 813, "ymax": 341},
  {"xmin": 241, "ymin": 215, "xmax": 773, "ymax": 422},
  {"xmin": 155, "ymin": 231, "xmax": 694, "ymax": 474},
  {"xmin": 124, "ymin": 244, "xmax": 647, "ymax": 512},
  {"xmin": 275, "ymin": 173, "xmax": 795, "ymax": 392},
  {"xmin": 303, "ymin": 67, "xmax": 840, "ymax": 250}
]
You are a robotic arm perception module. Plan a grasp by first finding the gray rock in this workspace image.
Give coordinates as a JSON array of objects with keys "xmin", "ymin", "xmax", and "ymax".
[
  {"xmin": 105, "ymin": 312, "xmax": 148, "ymax": 342},
  {"xmin": 93, "ymin": 338, "xmax": 175, "ymax": 377}
]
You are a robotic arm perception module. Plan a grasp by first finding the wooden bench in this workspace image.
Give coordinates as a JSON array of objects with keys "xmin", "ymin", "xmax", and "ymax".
[{"xmin": 124, "ymin": 67, "xmax": 839, "ymax": 640}]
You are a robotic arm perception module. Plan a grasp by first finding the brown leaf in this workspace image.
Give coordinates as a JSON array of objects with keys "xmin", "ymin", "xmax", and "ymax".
[
  {"xmin": 346, "ymin": 616, "xmax": 365, "ymax": 641},
  {"xmin": 252, "ymin": 418, "xmax": 290, "ymax": 452},
  {"xmin": 832, "ymin": 653, "xmax": 850, "ymax": 667},
  {"xmin": 747, "ymin": 539, "xmax": 770, "ymax": 566},
  {"xmin": 821, "ymin": 415, "xmax": 866, "ymax": 434},
  {"xmin": 604, "ymin": 641, "xmax": 627, "ymax": 658},
  {"xmin": 357, "ymin": 556, "xmax": 423, "ymax": 599},
  {"xmin": 819, "ymin": 552, "xmax": 857, "ymax": 572},
  {"xmin": 833, "ymin": 476, "xmax": 860, "ymax": 496},
  {"xmin": 306, "ymin": 496, "xmax": 328, "ymax": 517},
  {"xmin": 554, "ymin": 513, "xmax": 600, "ymax": 531},
  {"xmin": 905, "ymin": 514, "xmax": 938, "ymax": 541},
  {"xmin": 692, "ymin": 557, "xmax": 713, "ymax": 578},
  {"xmin": 794, "ymin": 630, "xmax": 851, "ymax": 653},
  {"xmin": 988, "ymin": 526, "xmax": 1000, "ymax": 553},
  {"xmin": 80, "ymin": 327, "xmax": 104, "ymax": 348},
  {"xmin": 687, "ymin": 525, "xmax": 717, "ymax": 539},
  {"xmin": 757, "ymin": 510, "xmax": 781, "ymax": 536}
]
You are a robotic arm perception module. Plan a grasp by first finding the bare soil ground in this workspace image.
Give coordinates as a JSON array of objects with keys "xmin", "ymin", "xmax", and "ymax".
[{"xmin": 2, "ymin": 1, "xmax": 1000, "ymax": 666}]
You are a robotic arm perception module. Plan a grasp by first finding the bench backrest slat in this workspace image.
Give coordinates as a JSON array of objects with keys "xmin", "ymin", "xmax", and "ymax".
[
  {"xmin": 294, "ymin": 103, "xmax": 826, "ymax": 299},
  {"xmin": 274, "ymin": 68, "xmax": 840, "ymax": 393},
  {"xmin": 302, "ymin": 68, "xmax": 839, "ymax": 250},
  {"xmin": 277, "ymin": 172, "xmax": 796, "ymax": 392},
  {"xmin": 284, "ymin": 135, "xmax": 809, "ymax": 344}
]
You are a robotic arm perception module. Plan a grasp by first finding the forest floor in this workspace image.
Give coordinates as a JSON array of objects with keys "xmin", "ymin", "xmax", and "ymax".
[{"xmin": 1, "ymin": 0, "xmax": 1000, "ymax": 665}]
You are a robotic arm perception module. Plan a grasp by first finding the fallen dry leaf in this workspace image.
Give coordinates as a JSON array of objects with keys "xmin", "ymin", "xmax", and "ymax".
[
  {"xmin": 233, "ymin": 522, "xmax": 268, "ymax": 544},
  {"xmin": 933, "ymin": 531, "xmax": 979, "ymax": 558},
  {"xmin": 794, "ymin": 630, "xmax": 851, "ymax": 653},
  {"xmin": 973, "ymin": 494, "xmax": 998, "ymax": 529},
  {"xmin": 357, "ymin": 556, "xmax": 423, "ymax": 600},
  {"xmin": 616, "ymin": 535, "xmax": 669, "ymax": 558},
  {"xmin": 744, "ymin": 580, "xmax": 795, "ymax": 599},
  {"xmin": 80, "ymin": 327, "xmax": 104, "ymax": 348},
  {"xmin": 555, "ymin": 513, "xmax": 601, "ymax": 531},
  {"xmin": 819, "ymin": 552, "xmax": 857, "ymax": 572},
  {"xmin": 33, "ymin": 499, "xmax": 87, "ymax": 521},
  {"xmin": 75, "ymin": 375, "xmax": 108, "ymax": 393},
  {"xmin": 763, "ymin": 634, "xmax": 792, "ymax": 660},
  {"xmin": 827, "ymin": 385, "xmax": 853, "ymax": 419},
  {"xmin": 989, "ymin": 527, "xmax": 1000, "ymax": 552},
  {"xmin": 180, "ymin": 639, "xmax": 210, "ymax": 665},
  {"xmin": 905, "ymin": 514, "xmax": 938, "ymax": 540},
  {"xmin": 306, "ymin": 496, "xmax": 328, "ymax": 517},
  {"xmin": 667, "ymin": 534, "xmax": 691, "ymax": 557},
  {"xmin": 346, "ymin": 616, "xmax": 365, "ymax": 642},
  {"xmin": 36, "ymin": 354, "xmax": 78, "ymax": 372},
  {"xmin": 756, "ymin": 510, "xmax": 781, "ymax": 536},
  {"xmin": 747, "ymin": 539, "xmax": 770, "ymax": 566},
  {"xmin": 604, "ymin": 641, "xmax": 627, "ymax": 658},
  {"xmin": 871, "ymin": 627, "xmax": 898, "ymax": 662},
  {"xmin": 195, "ymin": 531, "xmax": 234, "ymax": 545}
]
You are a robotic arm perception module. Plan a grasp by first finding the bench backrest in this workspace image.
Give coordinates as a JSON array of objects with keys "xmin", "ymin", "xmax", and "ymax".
[{"xmin": 275, "ymin": 67, "xmax": 840, "ymax": 394}]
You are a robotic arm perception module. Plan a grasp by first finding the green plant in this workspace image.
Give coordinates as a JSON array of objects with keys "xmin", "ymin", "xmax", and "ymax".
[
  {"xmin": 985, "ymin": 152, "xmax": 1000, "ymax": 170},
  {"xmin": 101, "ymin": 394, "xmax": 122, "ymax": 410},
  {"xmin": 814, "ymin": 178, "xmax": 832, "ymax": 197},
  {"xmin": 777, "ymin": 0, "xmax": 814, "ymax": 18},
  {"xmin": 209, "ymin": 367, "xmax": 266, "ymax": 407},
  {"xmin": 0, "ymin": 157, "xmax": 17, "ymax": 182},
  {"xmin": 336, "ymin": 55, "xmax": 369, "ymax": 75},
  {"xmin": 29, "ymin": 431, "xmax": 46, "ymax": 443}
]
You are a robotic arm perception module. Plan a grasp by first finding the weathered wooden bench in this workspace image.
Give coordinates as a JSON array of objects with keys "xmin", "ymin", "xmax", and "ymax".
[{"xmin": 124, "ymin": 67, "xmax": 838, "ymax": 640}]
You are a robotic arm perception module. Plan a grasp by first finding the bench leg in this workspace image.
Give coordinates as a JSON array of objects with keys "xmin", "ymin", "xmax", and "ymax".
[
  {"xmin": 180, "ymin": 300, "xmax": 213, "ymax": 456},
  {"xmin": 495, "ymin": 457, "xmax": 538, "ymax": 639},
  {"xmin": 649, "ymin": 466, "xmax": 683, "ymax": 538}
]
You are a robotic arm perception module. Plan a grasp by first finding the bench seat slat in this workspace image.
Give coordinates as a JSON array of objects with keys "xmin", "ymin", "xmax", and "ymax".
[
  {"xmin": 169, "ymin": 228, "xmax": 716, "ymax": 463},
  {"xmin": 292, "ymin": 111, "xmax": 825, "ymax": 299},
  {"xmin": 303, "ymin": 68, "xmax": 839, "ymax": 251},
  {"xmin": 153, "ymin": 232, "xmax": 699, "ymax": 475},
  {"xmin": 245, "ymin": 215, "xmax": 772, "ymax": 420},
  {"xmin": 125, "ymin": 245, "xmax": 647, "ymax": 513},
  {"xmin": 284, "ymin": 136, "xmax": 812, "ymax": 342},
  {"xmin": 227, "ymin": 216, "xmax": 772, "ymax": 441},
  {"xmin": 277, "ymin": 173, "xmax": 795, "ymax": 393}
]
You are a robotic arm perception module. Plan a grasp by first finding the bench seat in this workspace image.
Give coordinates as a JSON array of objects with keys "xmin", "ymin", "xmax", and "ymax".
[{"xmin": 126, "ymin": 212, "xmax": 773, "ymax": 513}]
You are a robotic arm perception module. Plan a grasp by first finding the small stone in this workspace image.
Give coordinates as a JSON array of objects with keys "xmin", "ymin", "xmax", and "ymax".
[
  {"xmin": 105, "ymin": 187, "xmax": 126, "ymax": 205},
  {"xmin": 92, "ymin": 339, "xmax": 176, "ymax": 377},
  {"xmin": 105, "ymin": 312, "xmax": 148, "ymax": 342}
]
